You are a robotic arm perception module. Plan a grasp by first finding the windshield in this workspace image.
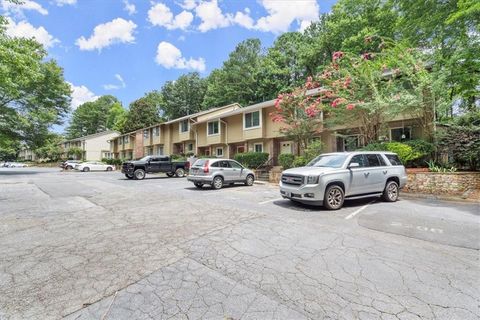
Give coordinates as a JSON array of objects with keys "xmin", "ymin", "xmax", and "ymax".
[
  {"xmin": 139, "ymin": 156, "xmax": 151, "ymax": 161},
  {"xmin": 306, "ymin": 154, "xmax": 348, "ymax": 168}
]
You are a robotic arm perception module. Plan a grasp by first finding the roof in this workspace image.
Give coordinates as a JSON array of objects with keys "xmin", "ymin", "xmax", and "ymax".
[
  {"xmin": 164, "ymin": 103, "xmax": 241, "ymax": 125},
  {"xmin": 62, "ymin": 130, "xmax": 119, "ymax": 143}
]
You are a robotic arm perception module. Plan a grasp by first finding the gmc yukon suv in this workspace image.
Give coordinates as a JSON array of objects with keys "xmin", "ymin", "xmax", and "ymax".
[
  {"xmin": 122, "ymin": 156, "xmax": 190, "ymax": 180},
  {"xmin": 279, "ymin": 151, "xmax": 407, "ymax": 210}
]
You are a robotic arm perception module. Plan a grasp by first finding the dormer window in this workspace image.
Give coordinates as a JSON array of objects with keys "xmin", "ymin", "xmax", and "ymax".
[{"xmin": 180, "ymin": 120, "xmax": 189, "ymax": 133}]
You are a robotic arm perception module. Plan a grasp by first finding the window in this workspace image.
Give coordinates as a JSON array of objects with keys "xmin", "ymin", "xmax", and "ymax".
[
  {"xmin": 244, "ymin": 111, "xmax": 260, "ymax": 129},
  {"xmin": 390, "ymin": 127, "xmax": 411, "ymax": 141},
  {"xmin": 365, "ymin": 154, "xmax": 382, "ymax": 167},
  {"xmin": 349, "ymin": 154, "xmax": 367, "ymax": 167},
  {"xmin": 156, "ymin": 146, "xmax": 164, "ymax": 155},
  {"xmin": 188, "ymin": 143, "xmax": 193, "ymax": 151},
  {"xmin": 229, "ymin": 161, "xmax": 243, "ymax": 169},
  {"xmin": 119, "ymin": 138, "xmax": 123, "ymax": 145},
  {"xmin": 254, "ymin": 143, "xmax": 263, "ymax": 153},
  {"xmin": 143, "ymin": 129, "xmax": 149, "ymax": 139},
  {"xmin": 237, "ymin": 146, "xmax": 245, "ymax": 153},
  {"xmin": 180, "ymin": 120, "xmax": 189, "ymax": 133},
  {"xmin": 210, "ymin": 161, "xmax": 220, "ymax": 168},
  {"xmin": 386, "ymin": 154, "xmax": 402, "ymax": 166},
  {"xmin": 216, "ymin": 147, "xmax": 223, "ymax": 157},
  {"xmin": 123, "ymin": 136, "xmax": 129, "ymax": 144},
  {"xmin": 153, "ymin": 127, "xmax": 160, "ymax": 137},
  {"xmin": 208, "ymin": 121, "xmax": 219, "ymax": 135}
]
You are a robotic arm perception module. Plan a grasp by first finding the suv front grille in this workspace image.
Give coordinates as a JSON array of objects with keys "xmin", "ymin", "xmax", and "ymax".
[{"xmin": 281, "ymin": 174, "xmax": 304, "ymax": 186}]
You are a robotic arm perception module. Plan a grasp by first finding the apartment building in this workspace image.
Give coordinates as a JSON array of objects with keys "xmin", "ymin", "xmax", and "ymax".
[
  {"xmin": 18, "ymin": 147, "xmax": 38, "ymax": 162},
  {"xmin": 61, "ymin": 130, "xmax": 119, "ymax": 161},
  {"xmin": 110, "ymin": 92, "xmax": 428, "ymax": 163}
]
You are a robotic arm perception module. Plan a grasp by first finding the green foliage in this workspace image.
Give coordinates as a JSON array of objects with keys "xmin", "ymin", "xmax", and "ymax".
[
  {"xmin": 34, "ymin": 134, "xmax": 63, "ymax": 161},
  {"xmin": 102, "ymin": 158, "xmax": 122, "ymax": 166},
  {"xmin": 121, "ymin": 96, "xmax": 162, "ymax": 133},
  {"xmin": 234, "ymin": 152, "xmax": 269, "ymax": 169},
  {"xmin": 0, "ymin": 135, "xmax": 20, "ymax": 161},
  {"xmin": 303, "ymin": 140, "xmax": 324, "ymax": 163},
  {"xmin": 404, "ymin": 139, "xmax": 435, "ymax": 156},
  {"xmin": 292, "ymin": 156, "xmax": 308, "ymax": 168},
  {"xmin": 278, "ymin": 153, "xmax": 295, "ymax": 169},
  {"xmin": 66, "ymin": 95, "xmax": 122, "ymax": 139},
  {"xmin": 426, "ymin": 160, "xmax": 457, "ymax": 173},
  {"xmin": 160, "ymin": 72, "xmax": 207, "ymax": 119},
  {"xmin": 67, "ymin": 147, "xmax": 83, "ymax": 159},
  {"xmin": 361, "ymin": 142, "xmax": 422, "ymax": 164},
  {"xmin": 203, "ymin": 39, "xmax": 263, "ymax": 108}
]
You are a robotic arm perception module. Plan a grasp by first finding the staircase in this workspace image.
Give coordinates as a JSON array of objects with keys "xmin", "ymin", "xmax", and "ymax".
[{"xmin": 255, "ymin": 157, "xmax": 274, "ymax": 182}]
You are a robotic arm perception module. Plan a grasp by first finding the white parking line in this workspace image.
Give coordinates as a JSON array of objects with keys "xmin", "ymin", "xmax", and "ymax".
[
  {"xmin": 259, "ymin": 197, "xmax": 284, "ymax": 205},
  {"xmin": 345, "ymin": 200, "xmax": 375, "ymax": 220}
]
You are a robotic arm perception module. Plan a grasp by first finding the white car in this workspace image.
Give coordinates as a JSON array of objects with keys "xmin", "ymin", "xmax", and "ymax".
[
  {"xmin": 75, "ymin": 162, "xmax": 114, "ymax": 172},
  {"xmin": 7, "ymin": 162, "xmax": 28, "ymax": 167}
]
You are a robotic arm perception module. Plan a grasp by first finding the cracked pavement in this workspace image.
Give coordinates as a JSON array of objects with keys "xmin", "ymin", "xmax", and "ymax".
[{"xmin": 0, "ymin": 168, "xmax": 479, "ymax": 320}]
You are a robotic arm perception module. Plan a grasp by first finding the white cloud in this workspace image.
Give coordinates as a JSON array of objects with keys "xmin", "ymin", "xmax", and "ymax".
[
  {"xmin": 54, "ymin": 0, "xmax": 77, "ymax": 6},
  {"xmin": 68, "ymin": 83, "xmax": 99, "ymax": 109},
  {"xmin": 103, "ymin": 74, "xmax": 126, "ymax": 90},
  {"xmin": 195, "ymin": 0, "xmax": 231, "ymax": 32},
  {"xmin": 148, "ymin": 3, "xmax": 193, "ymax": 30},
  {"xmin": 232, "ymin": 9, "xmax": 254, "ymax": 29},
  {"xmin": 1, "ymin": 0, "xmax": 48, "ymax": 15},
  {"xmin": 76, "ymin": 18, "xmax": 137, "ymax": 51},
  {"xmin": 155, "ymin": 41, "xmax": 205, "ymax": 72},
  {"xmin": 5, "ymin": 18, "xmax": 59, "ymax": 48},
  {"xmin": 123, "ymin": 0, "xmax": 136, "ymax": 15},
  {"xmin": 255, "ymin": 0, "xmax": 320, "ymax": 33},
  {"xmin": 179, "ymin": 0, "xmax": 197, "ymax": 10}
]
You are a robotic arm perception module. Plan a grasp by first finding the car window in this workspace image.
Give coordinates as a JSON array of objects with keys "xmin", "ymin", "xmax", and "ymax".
[
  {"xmin": 349, "ymin": 155, "xmax": 367, "ymax": 167},
  {"xmin": 229, "ymin": 161, "xmax": 243, "ymax": 169},
  {"xmin": 365, "ymin": 154, "xmax": 382, "ymax": 167},
  {"xmin": 159, "ymin": 156, "xmax": 169, "ymax": 161},
  {"xmin": 193, "ymin": 159, "xmax": 205, "ymax": 167},
  {"xmin": 150, "ymin": 157, "xmax": 160, "ymax": 162},
  {"xmin": 210, "ymin": 161, "xmax": 220, "ymax": 168},
  {"xmin": 385, "ymin": 154, "xmax": 402, "ymax": 166},
  {"xmin": 377, "ymin": 154, "xmax": 387, "ymax": 166},
  {"xmin": 220, "ymin": 161, "xmax": 231, "ymax": 168}
]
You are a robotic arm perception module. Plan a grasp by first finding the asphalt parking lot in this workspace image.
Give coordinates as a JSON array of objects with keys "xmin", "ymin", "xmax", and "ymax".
[{"xmin": 0, "ymin": 167, "xmax": 479, "ymax": 320}]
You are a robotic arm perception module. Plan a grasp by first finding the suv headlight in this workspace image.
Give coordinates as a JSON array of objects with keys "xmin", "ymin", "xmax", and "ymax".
[{"xmin": 307, "ymin": 175, "xmax": 319, "ymax": 184}]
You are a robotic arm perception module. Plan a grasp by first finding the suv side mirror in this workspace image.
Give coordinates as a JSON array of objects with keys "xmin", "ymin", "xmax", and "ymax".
[{"xmin": 348, "ymin": 162, "xmax": 360, "ymax": 168}]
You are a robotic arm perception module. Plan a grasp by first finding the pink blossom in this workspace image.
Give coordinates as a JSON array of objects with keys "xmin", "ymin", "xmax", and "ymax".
[
  {"xmin": 305, "ymin": 104, "xmax": 321, "ymax": 118},
  {"xmin": 346, "ymin": 104, "xmax": 355, "ymax": 110},
  {"xmin": 362, "ymin": 53, "xmax": 372, "ymax": 60},
  {"xmin": 271, "ymin": 114, "xmax": 285, "ymax": 123},
  {"xmin": 332, "ymin": 51, "xmax": 344, "ymax": 61},
  {"xmin": 331, "ymin": 98, "xmax": 346, "ymax": 108},
  {"xmin": 343, "ymin": 77, "xmax": 352, "ymax": 88}
]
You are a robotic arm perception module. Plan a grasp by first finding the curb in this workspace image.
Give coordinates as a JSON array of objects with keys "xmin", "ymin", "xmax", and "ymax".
[{"xmin": 401, "ymin": 192, "xmax": 480, "ymax": 204}]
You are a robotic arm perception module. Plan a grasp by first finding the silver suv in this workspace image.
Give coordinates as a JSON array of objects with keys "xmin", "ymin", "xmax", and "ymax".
[
  {"xmin": 187, "ymin": 158, "xmax": 255, "ymax": 189},
  {"xmin": 279, "ymin": 152, "xmax": 407, "ymax": 210}
]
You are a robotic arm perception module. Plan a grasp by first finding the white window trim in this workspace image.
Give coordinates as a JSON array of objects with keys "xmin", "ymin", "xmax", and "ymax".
[
  {"xmin": 243, "ymin": 110, "xmax": 262, "ymax": 131},
  {"xmin": 179, "ymin": 120, "xmax": 190, "ymax": 134},
  {"xmin": 253, "ymin": 142, "xmax": 263, "ymax": 153},
  {"xmin": 389, "ymin": 126, "xmax": 412, "ymax": 141},
  {"xmin": 207, "ymin": 120, "xmax": 221, "ymax": 136},
  {"xmin": 154, "ymin": 127, "xmax": 160, "ymax": 137},
  {"xmin": 216, "ymin": 147, "xmax": 223, "ymax": 157}
]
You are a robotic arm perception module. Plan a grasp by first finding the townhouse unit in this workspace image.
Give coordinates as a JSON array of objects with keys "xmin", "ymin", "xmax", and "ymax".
[
  {"xmin": 18, "ymin": 147, "xmax": 38, "ymax": 162},
  {"xmin": 110, "ymin": 92, "xmax": 428, "ymax": 164},
  {"xmin": 61, "ymin": 130, "xmax": 119, "ymax": 161}
]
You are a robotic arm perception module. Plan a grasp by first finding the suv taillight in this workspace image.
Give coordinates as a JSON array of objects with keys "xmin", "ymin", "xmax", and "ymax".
[
  {"xmin": 185, "ymin": 161, "xmax": 190, "ymax": 170},
  {"xmin": 203, "ymin": 160, "xmax": 209, "ymax": 173}
]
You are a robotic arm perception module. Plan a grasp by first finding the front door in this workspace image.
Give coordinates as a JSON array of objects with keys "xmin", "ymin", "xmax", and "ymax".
[
  {"xmin": 347, "ymin": 154, "xmax": 371, "ymax": 195},
  {"xmin": 280, "ymin": 141, "xmax": 293, "ymax": 154},
  {"xmin": 158, "ymin": 156, "xmax": 172, "ymax": 171},
  {"xmin": 364, "ymin": 154, "xmax": 388, "ymax": 192},
  {"xmin": 228, "ymin": 160, "xmax": 244, "ymax": 181},
  {"xmin": 147, "ymin": 157, "xmax": 162, "ymax": 172}
]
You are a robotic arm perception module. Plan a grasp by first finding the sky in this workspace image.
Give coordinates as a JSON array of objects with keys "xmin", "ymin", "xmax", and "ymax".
[{"xmin": 2, "ymin": 0, "xmax": 337, "ymax": 131}]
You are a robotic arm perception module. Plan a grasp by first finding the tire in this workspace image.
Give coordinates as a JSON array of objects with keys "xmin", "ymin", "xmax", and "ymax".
[
  {"xmin": 194, "ymin": 182, "xmax": 204, "ymax": 188},
  {"xmin": 175, "ymin": 168, "xmax": 186, "ymax": 177},
  {"xmin": 166, "ymin": 172, "xmax": 174, "ymax": 177},
  {"xmin": 83, "ymin": 167, "xmax": 90, "ymax": 172},
  {"xmin": 134, "ymin": 169, "xmax": 146, "ymax": 180},
  {"xmin": 323, "ymin": 185, "xmax": 345, "ymax": 210},
  {"xmin": 382, "ymin": 180, "xmax": 399, "ymax": 202},
  {"xmin": 66, "ymin": 165, "xmax": 73, "ymax": 170},
  {"xmin": 211, "ymin": 176, "xmax": 224, "ymax": 190},
  {"xmin": 125, "ymin": 174, "xmax": 134, "ymax": 179},
  {"xmin": 106, "ymin": 166, "xmax": 113, "ymax": 171},
  {"xmin": 244, "ymin": 174, "xmax": 254, "ymax": 186}
]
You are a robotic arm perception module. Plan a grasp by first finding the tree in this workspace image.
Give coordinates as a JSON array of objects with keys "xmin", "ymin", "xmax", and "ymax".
[
  {"xmin": 121, "ymin": 96, "xmax": 161, "ymax": 133},
  {"xmin": 159, "ymin": 72, "xmax": 207, "ymax": 120},
  {"xmin": 34, "ymin": 134, "xmax": 63, "ymax": 161},
  {"xmin": 0, "ymin": 134, "xmax": 20, "ymax": 161},
  {"xmin": 203, "ymin": 38, "xmax": 264, "ymax": 108},
  {"xmin": 0, "ymin": 34, "xmax": 71, "ymax": 148},
  {"xmin": 66, "ymin": 95, "xmax": 123, "ymax": 138}
]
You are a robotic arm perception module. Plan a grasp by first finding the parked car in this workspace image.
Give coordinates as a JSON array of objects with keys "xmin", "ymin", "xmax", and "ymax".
[
  {"xmin": 279, "ymin": 151, "xmax": 407, "ymax": 210},
  {"xmin": 74, "ymin": 161, "xmax": 114, "ymax": 172},
  {"xmin": 187, "ymin": 158, "xmax": 255, "ymax": 189},
  {"xmin": 121, "ymin": 155, "xmax": 190, "ymax": 180},
  {"xmin": 6, "ymin": 162, "xmax": 28, "ymax": 167},
  {"xmin": 61, "ymin": 160, "xmax": 82, "ymax": 170}
]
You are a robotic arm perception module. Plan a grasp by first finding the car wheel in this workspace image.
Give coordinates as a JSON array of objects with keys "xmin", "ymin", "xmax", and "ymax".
[
  {"xmin": 125, "ymin": 174, "xmax": 134, "ymax": 179},
  {"xmin": 66, "ymin": 165, "xmax": 73, "ymax": 170},
  {"xmin": 194, "ymin": 182, "xmax": 203, "ymax": 188},
  {"xmin": 382, "ymin": 180, "xmax": 399, "ymax": 202},
  {"xmin": 175, "ymin": 168, "xmax": 185, "ymax": 177},
  {"xmin": 244, "ymin": 174, "xmax": 254, "ymax": 186},
  {"xmin": 106, "ymin": 167, "xmax": 113, "ymax": 171},
  {"xmin": 166, "ymin": 172, "xmax": 174, "ymax": 177},
  {"xmin": 323, "ymin": 185, "xmax": 344, "ymax": 210},
  {"xmin": 134, "ymin": 169, "xmax": 146, "ymax": 180},
  {"xmin": 212, "ymin": 176, "xmax": 223, "ymax": 190},
  {"xmin": 83, "ymin": 167, "xmax": 90, "ymax": 172}
]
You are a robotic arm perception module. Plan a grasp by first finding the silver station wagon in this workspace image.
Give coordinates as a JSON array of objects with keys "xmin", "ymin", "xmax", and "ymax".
[
  {"xmin": 188, "ymin": 158, "xmax": 255, "ymax": 189},
  {"xmin": 279, "ymin": 152, "xmax": 407, "ymax": 210}
]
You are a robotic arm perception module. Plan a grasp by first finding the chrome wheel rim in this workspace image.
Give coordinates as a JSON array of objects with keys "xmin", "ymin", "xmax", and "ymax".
[
  {"xmin": 213, "ymin": 178, "xmax": 222, "ymax": 189},
  {"xmin": 246, "ymin": 176, "xmax": 253, "ymax": 185},
  {"xmin": 327, "ymin": 188, "xmax": 343, "ymax": 208},
  {"xmin": 136, "ymin": 171, "xmax": 144, "ymax": 179},
  {"xmin": 176, "ymin": 169, "xmax": 185, "ymax": 177},
  {"xmin": 387, "ymin": 183, "xmax": 398, "ymax": 200}
]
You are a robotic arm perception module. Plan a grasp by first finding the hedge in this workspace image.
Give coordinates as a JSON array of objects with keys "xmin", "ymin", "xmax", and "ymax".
[
  {"xmin": 278, "ymin": 153, "xmax": 295, "ymax": 169},
  {"xmin": 234, "ymin": 152, "xmax": 269, "ymax": 169}
]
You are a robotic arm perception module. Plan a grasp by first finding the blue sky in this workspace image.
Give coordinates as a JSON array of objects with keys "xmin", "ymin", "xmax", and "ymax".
[{"xmin": 2, "ymin": 0, "xmax": 336, "ymax": 131}]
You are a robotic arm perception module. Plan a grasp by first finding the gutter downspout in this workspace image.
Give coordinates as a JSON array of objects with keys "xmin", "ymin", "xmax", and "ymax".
[
  {"xmin": 190, "ymin": 118, "xmax": 198, "ymax": 155},
  {"xmin": 220, "ymin": 119, "xmax": 229, "ymax": 158}
]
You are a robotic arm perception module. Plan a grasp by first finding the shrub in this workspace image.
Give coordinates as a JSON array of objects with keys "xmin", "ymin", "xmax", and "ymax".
[
  {"xmin": 361, "ymin": 142, "xmax": 422, "ymax": 164},
  {"xmin": 303, "ymin": 139, "xmax": 323, "ymax": 163},
  {"xmin": 234, "ymin": 152, "xmax": 269, "ymax": 169},
  {"xmin": 292, "ymin": 156, "xmax": 308, "ymax": 167},
  {"xmin": 278, "ymin": 153, "xmax": 295, "ymax": 169},
  {"xmin": 404, "ymin": 139, "xmax": 435, "ymax": 156}
]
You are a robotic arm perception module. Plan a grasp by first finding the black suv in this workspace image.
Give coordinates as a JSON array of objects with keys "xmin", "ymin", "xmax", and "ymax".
[{"xmin": 122, "ymin": 156, "xmax": 190, "ymax": 180}]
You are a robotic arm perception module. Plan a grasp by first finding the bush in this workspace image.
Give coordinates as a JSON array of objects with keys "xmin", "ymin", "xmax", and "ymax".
[
  {"xmin": 292, "ymin": 156, "xmax": 308, "ymax": 167},
  {"xmin": 361, "ymin": 142, "xmax": 421, "ymax": 164},
  {"xmin": 234, "ymin": 152, "xmax": 269, "ymax": 169},
  {"xmin": 303, "ymin": 139, "xmax": 323, "ymax": 163},
  {"xmin": 278, "ymin": 153, "xmax": 295, "ymax": 169},
  {"xmin": 404, "ymin": 139, "xmax": 435, "ymax": 156}
]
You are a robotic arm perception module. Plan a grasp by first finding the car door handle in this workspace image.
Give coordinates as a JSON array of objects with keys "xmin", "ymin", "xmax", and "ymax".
[
  {"xmin": 364, "ymin": 172, "xmax": 370, "ymax": 177},
  {"xmin": 219, "ymin": 168, "xmax": 224, "ymax": 171},
  {"xmin": 383, "ymin": 170, "xmax": 388, "ymax": 174}
]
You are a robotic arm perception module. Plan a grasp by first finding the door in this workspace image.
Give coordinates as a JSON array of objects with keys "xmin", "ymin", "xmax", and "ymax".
[
  {"xmin": 219, "ymin": 160, "xmax": 234, "ymax": 181},
  {"xmin": 347, "ymin": 154, "xmax": 371, "ymax": 195},
  {"xmin": 147, "ymin": 157, "xmax": 162, "ymax": 172},
  {"xmin": 158, "ymin": 156, "xmax": 172, "ymax": 172},
  {"xmin": 280, "ymin": 141, "xmax": 293, "ymax": 154},
  {"xmin": 228, "ymin": 160, "xmax": 244, "ymax": 181},
  {"xmin": 364, "ymin": 154, "xmax": 388, "ymax": 192}
]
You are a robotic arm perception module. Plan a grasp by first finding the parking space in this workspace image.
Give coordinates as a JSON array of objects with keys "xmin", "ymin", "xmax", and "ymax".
[{"xmin": 1, "ymin": 167, "xmax": 479, "ymax": 319}]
